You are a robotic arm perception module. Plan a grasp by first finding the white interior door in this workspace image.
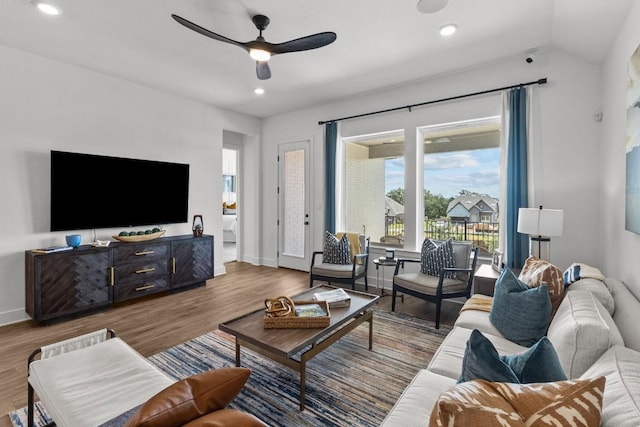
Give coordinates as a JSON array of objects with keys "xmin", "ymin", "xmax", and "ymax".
[{"xmin": 278, "ymin": 141, "xmax": 310, "ymax": 271}]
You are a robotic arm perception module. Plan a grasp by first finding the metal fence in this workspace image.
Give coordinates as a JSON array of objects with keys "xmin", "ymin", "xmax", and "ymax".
[{"xmin": 385, "ymin": 219, "xmax": 499, "ymax": 255}]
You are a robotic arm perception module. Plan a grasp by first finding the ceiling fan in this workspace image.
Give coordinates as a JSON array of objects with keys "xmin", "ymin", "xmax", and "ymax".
[{"xmin": 172, "ymin": 13, "xmax": 337, "ymax": 80}]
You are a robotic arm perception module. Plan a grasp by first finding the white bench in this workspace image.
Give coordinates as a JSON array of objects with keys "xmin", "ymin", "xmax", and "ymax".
[{"xmin": 27, "ymin": 329, "xmax": 174, "ymax": 427}]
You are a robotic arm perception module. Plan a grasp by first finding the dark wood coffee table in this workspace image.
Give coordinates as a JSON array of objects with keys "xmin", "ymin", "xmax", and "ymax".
[{"xmin": 218, "ymin": 285, "xmax": 379, "ymax": 410}]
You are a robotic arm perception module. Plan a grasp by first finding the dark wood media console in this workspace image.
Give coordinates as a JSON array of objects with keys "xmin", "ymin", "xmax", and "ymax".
[{"xmin": 25, "ymin": 234, "xmax": 214, "ymax": 323}]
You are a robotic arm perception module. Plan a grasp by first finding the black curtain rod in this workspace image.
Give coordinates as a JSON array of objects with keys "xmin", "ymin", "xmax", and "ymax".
[{"xmin": 318, "ymin": 77, "xmax": 548, "ymax": 125}]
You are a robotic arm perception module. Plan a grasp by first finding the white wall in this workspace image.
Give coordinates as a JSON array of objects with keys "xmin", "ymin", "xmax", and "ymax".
[
  {"xmin": 262, "ymin": 50, "xmax": 603, "ymax": 277},
  {"xmin": 0, "ymin": 45, "xmax": 261, "ymax": 325},
  {"xmin": 601, "ymin": 1, "xmax": 640, "ymax": 299}
]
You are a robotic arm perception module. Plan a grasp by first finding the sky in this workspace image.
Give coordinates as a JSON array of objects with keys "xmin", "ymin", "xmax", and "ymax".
[{"xmin": 385, "ymin": 147, "xmax": 500, "ymax": 199}]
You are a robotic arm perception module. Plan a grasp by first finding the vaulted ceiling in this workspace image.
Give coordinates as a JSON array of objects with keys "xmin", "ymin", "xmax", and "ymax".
[{"xmin": 0, "ymin": 0, "xmax": 633, "ymax": 118}]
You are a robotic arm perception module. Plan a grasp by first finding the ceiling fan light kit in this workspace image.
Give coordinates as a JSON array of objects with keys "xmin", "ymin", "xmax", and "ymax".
[
  {"xmin": 249, "ymin": 48, "xmax": 271, "ymax": 62},
  {"xmin": 416, "ymin": 0, "xmax": 448, "ymax": 14},
  {"xmin": 172, "ymin": 13, "xmax": 336, "ymax": 80}
]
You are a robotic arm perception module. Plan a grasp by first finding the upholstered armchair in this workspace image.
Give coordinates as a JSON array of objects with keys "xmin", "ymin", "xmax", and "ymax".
[
  {"xmin": 310, "ymin": 233, "xmax": 370, "ymax": 291},
  {"xmin": 392, "ymin": 240, "xmax": 478, "ymax": 329}
]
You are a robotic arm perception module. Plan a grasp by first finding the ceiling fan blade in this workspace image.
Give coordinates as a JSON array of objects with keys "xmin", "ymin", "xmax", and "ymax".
[
  {"xmin": 172, "ymin": 14, "xmax": 249, "ymax": 51},
  {"xmin": 256, "ymin": 61, "xmax": 271, "ymax": 80},
  {"xmin": 270, "ymin": 32, "xmax": 336, "ymax": 54}
]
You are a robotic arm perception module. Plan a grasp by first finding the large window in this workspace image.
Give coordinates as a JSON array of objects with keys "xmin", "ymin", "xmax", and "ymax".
[
  {"xmin": 420, "ymin": 117, "xmax": 501, "ymax": 255},
  {"xmin": 343, "ymin": 130, "xmax": 405, "ymax": 246},
  {"xmin": 341, "ymin": 117, "xmax": 500, "ymax": 253}
]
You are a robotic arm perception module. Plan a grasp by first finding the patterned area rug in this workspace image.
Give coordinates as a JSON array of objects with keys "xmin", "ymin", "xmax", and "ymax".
[{"xmin": 10, "ymin": 309, "xmax": 450, "ymax": 427}]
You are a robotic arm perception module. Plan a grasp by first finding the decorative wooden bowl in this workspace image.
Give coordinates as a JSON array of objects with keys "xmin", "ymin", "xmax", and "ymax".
[{"xmin": 112, "ymin": 230, "xmax": 166, "ymax": 243}]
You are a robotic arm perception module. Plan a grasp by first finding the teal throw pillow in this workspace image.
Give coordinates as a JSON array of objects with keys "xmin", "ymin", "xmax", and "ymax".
[
  {"xmin": 503, "ymin": 334, "xmax": 567, "ymax": 383},
  {"xmin": 458, "ymin": 329, "xmax": 519, "ymax": 383},
  {"xmin": 489, "ymin": 267, "xmax": 552, "ymax": 346},
  {"xmin": 459, "ymin": 329, "xmax": 567, "ymax": 384}
]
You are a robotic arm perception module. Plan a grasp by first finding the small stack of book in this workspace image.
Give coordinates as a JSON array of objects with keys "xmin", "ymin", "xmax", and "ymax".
[{"xmin": 313, "ymin": 288, "xmax": 351, "ymax": 308}]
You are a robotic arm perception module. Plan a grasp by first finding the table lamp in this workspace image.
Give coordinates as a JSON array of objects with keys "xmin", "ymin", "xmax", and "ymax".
[{"xmin": 517, "ymin": 206, "xmax": 564, "ymax": 261}]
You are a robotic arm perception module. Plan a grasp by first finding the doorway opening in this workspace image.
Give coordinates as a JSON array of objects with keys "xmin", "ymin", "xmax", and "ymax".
[{"xmin": 222, "ymin": 147, "xmax": 238, "ymax": 263}]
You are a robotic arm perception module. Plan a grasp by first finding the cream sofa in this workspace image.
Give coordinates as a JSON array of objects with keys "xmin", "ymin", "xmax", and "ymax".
[{"xmin": 381, "ymin": 276, "xmax": 640, "ymax": 426}]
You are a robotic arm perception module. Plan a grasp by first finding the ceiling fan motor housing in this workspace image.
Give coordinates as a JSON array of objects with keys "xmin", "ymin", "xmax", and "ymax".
[{"xmin": 252, "ymin": 15, "xmax": 270, "ymax": 31}]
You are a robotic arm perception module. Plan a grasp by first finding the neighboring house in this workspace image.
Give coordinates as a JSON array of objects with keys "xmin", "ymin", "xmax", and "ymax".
[
  {"xmin": 385, "ymin": 196, "xmax": 404, "ymax": 221},
  {"xmin": 447, "ymin": 195, "xmax": 499, "ymax": 223},
  {"xmin": 383, "ymin": 196, "xmax": 405, "ymax": 242}
]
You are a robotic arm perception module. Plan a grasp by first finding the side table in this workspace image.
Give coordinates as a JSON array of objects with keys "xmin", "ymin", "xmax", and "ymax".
[
  {"xmin": 473, "ymin": 264, "xmax": 500, "ymax": 296},
  {"xmin": 373, "ymin": 257, "xmax": 398, "ymax": 296}
]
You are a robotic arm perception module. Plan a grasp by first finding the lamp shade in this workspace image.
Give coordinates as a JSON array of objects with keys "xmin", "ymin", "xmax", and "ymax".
[{"xmin": 517, "ymin": 208, "xmax": 564, "ymax": 237}]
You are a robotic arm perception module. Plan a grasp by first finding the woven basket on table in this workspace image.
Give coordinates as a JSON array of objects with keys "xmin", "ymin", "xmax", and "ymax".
[{"xmin": 263, "ymin": 299, "xmax": 330, "ymax": 329}]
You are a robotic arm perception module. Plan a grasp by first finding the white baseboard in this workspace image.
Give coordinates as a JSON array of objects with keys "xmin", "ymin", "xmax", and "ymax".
[
  {"xmin": 262, "ymin": 257, "xmax": 278, "ymax": 268},
  {"xmin": 242, "ymin": 254, "xmax": 262, "ymax": 266},
  {"xmin": 0, "ymin": 308, "xmax": 30, "ymax": 327},
  {"xmin": 215, "ymin": 265, "xmax": 227, "ymax": 276}
]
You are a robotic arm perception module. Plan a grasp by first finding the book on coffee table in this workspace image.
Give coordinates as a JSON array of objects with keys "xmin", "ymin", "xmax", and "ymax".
[
  {"xmin": 295, "ymin": 303, "xmax": 328, "ymax": 317},
  {"xmin": 313, "ymin": 288, "xmax": 351, "ymax": 308}
]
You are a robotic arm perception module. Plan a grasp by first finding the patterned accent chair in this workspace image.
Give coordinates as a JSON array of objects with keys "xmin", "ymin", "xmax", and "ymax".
[
  {"xmin": 310, "ymin": 233, "xmax": 370, "ymax": 291},
  {"xmin": 392, "ymin": 240, "xmax": 478, "ymax": 329}
]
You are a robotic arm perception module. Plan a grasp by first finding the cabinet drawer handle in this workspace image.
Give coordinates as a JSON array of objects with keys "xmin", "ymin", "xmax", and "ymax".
[
  {"xmin": 135, "ymin": 251, "xmax": 155, "ymax": 256},
  {"xmin": 172, "ymin": 257, "xmax": 176, "ymax": 274},
  {"xmin": 109, "ymin": 267, "xmax": 114, "ymax": 287},
  {"xmin": 135, "ymin": 284, "xmax": 155, "ymax": 291},
  {"xmin": 135, "ymin": 267, "xmax": 156, "ymax": 274}
]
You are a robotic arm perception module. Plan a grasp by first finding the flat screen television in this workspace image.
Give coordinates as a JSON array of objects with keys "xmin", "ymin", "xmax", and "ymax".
[{"xmin": 50, "ymin": 150, "xmax": 190, "ymax": 231}]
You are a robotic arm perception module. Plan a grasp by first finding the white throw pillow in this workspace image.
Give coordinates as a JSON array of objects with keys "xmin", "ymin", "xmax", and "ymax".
[
  {"xmin": 581, "ymin": 345, "xmax": 640, "ymax": 426},
  {"xmin": 547, "ymin": 290, "xmax": 624, "ymax": 378}
]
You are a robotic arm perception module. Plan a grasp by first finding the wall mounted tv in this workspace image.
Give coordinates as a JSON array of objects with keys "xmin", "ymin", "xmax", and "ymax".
[{"xmin": 50, "ymin": 150, "xmax": 190, "ymax": 231}]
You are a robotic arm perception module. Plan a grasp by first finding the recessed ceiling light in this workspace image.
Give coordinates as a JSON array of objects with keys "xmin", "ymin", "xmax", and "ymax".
[
  {"xmin": 439, "ymin": 23, "xmax": 457, "ymax": 36},
  {"xmin": 416, "ymin": 0, "xmax": 448, "ymax": 14},
  {"xmin": 34, "ymin": 1, "xmax": 62, "ymax": 15},
  {"xmin": 254, "ymin": 88, "xmax": 265, "ymax": 95}
]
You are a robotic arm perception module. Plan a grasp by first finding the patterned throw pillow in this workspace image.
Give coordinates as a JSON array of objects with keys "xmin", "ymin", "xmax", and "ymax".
[
  {"xmin": 322, "ymin": 231, "xmax": 351, "ymax": 264},
  {"xmin": 518, "ymin": 256, "xmax": 564, "ymax": 313},
  {"xmin": 458, "ymin": 329, "xmax": 567, "ymax": 384},
  {"xmin": 489, "ymin": 267, "xmax": 551, "ymax": 347},
  {"xmin": 420, "ymin": 239, "xmax": 456, "ymax": 278},
  {"xmin": 563, "ymin": 262, "xmax": 605, "ymax": 286},
  {"xmin": 429, "ymin": 376, "xmax": 605, "ymax": 427}
]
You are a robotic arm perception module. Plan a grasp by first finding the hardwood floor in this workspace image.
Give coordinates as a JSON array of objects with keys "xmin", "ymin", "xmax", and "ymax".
[{"xmin": 0, "ymin": 261, "xmax": 462, "ymax": 426}]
